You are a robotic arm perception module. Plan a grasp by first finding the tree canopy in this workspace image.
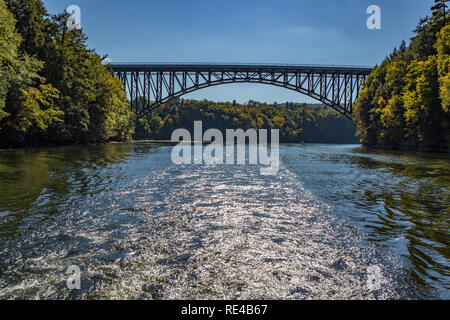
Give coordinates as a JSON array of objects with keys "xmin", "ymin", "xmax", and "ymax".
[
  {"xmin": 354, "ymin": 0, "xmax": 449, "ymax": 152},
  {"xmin": 135, "ymin": 99, "xmax": 359, "ymax": 144},
  {"xmin": 3, "ymin": 0, "xmax": 447, "ymax": 151},
  {"xmin": 0, "ymin": 0, "xmax": 134, "ymax": 147}
]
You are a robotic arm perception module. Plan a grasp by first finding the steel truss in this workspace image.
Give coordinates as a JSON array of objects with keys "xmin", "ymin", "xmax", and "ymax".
[{"xmin": 111, "ymin": 64, "xmax": 372, "ymax": 119}]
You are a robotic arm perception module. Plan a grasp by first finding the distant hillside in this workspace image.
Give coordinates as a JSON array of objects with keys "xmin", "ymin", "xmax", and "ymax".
[{"xmin": 134, "ymin": 99, "xmax": 359, "ymax": 144}]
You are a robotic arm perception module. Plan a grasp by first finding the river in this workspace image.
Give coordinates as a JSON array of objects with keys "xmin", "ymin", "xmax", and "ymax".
[{"xmin": 0, "ymin": 143, "xmax": 448, "ymax": 299}]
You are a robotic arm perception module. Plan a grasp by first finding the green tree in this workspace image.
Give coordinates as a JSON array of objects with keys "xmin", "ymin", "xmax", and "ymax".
[
  {"xmin": 16, "ymin": 83, "xmax": 62, "ymax": 132},
  {"xmin": 1, "ymin": 0, "xmax": 134, "ymax": 146},
  {"xmin": 431, "ymin": 0, "xmax": 449, "ymax": 27},
  {"xmin": 354, "ymin": 2, "xmax": 449, "ymax": 151},
  {"xmin": 0, "ymin": 1, "xmax": 62, "ymax": 145},
  {"xmin": 0, "ymin": 0, "xmax": 20, "ymax": 121},
  {"xmin": 436, "ymin": 25, "xmax": 450, "ymax": 112},
  {"xmin": 4, "ymin": 0, "xmax": 49, "ymax": 56}
]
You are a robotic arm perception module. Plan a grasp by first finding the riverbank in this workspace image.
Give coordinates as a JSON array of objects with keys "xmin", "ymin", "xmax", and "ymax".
[
  {"xmin": 129, "ymin": 140, "xmax": 212, "ymax": 145},
  {"xmin": 0, "ymin": 139, "xmax": 211, "ymax": 149},
  {"xmin": 360, "ymin": 143, "xmax": 450, "ymax": 154},
  {"xmin": 2, "ymin": 139, "xmax": 449, "ymax": 154}
]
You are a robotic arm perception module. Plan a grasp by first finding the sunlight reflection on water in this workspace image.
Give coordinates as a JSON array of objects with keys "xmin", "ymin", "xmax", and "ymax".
[{"xmin": 0, "ymin": 143, "xmax": 448, "ymax": 299}]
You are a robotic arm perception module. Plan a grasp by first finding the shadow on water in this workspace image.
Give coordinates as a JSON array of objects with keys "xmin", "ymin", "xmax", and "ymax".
[
  {"xmin": 0, "ymin": 143, "xmax": 162, "ymax": 239},
  {"xmin": 350, "ymin": 148, "xmax": 449, "ymax": 295}
]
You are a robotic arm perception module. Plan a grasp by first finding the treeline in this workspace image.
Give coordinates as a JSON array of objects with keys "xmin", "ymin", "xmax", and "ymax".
[
  {"xmin": 0, "ymin": 0, "xmax": 134, "ymax": 147},
  {"xmin": 0, "ymin": 0, "xmax": 357, "ymax": 148},
  {"xmin": 10, "ymin": 0, "xmax": 449, "ymax": 150},
  {"xmin": 135, "ymin": 99, "xmax": 359, "ymax": 144},
  {"xmin": 354, "ymin": 0, "xmax": 450, "ymax": 152}
]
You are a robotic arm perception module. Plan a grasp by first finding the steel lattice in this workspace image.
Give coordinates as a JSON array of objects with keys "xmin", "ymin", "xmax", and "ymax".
[{"xmin": 111, "ymin": 64, "xmax": 372, "ymax": 119}]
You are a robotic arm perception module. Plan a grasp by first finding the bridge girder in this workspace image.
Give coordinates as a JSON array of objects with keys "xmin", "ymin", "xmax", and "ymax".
[{"xmin": 110, "ymin": 64, "xmax": 372, "ymax": 120}]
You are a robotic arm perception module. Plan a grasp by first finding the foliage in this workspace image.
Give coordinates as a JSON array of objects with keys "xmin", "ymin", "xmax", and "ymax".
[
  {"xmin": 135, "ymin": 99, "xmax": 359, "ymax": 144},
  {"xmin": 354, "ymin": 0, "xmax": 450, "ymax": 151},
  {"xmin": 0, "ymin": 0, "xmax": 134, "ymax": 147},
  {"xmin": 0, "ymin": 0, "xmax": 20, "ymax": 121},
  {"xmin": 16, "ymin": 83, "xmax": 62, "ymax": 132}
]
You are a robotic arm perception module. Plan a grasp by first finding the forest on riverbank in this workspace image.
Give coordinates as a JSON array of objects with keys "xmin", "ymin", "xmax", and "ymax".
[
  {"xmin": 353, "ymin": 0, "xmax": 450, "ymax": 152},
  {"xmin": 0, "ymin": 0, "xmax": 134, "ymax": 147},
  {"xmin": 0, "ymin": 0, "xmax": 358, "ymax": 147},
  {"xmin": 135, "ymin": 99, "xmax": 358, "ymax": 144},
  {"xmin": 2, "ymin": 0, "xmax": 449, "ymax": 150}
]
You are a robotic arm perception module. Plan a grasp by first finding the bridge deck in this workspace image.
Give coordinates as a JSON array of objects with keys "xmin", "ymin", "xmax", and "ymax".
[{"xmin": 110, "ymin": 63, "xmax": 373, "ymax": 74}]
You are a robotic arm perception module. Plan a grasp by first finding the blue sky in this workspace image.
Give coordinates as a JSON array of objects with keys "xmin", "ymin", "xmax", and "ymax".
[{"xmin": 43, "ymin": 0, "xmax": 433, "ymax": 103}]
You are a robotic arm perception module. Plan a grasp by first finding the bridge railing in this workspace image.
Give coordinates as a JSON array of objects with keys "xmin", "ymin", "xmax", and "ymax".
[
  {"xmin": 109, "ymin": 62, "xmax": 374, "ymax": 73},
  {"xmin": 109, "ymin": 62, "xmax": 373, "ymax": 68}
]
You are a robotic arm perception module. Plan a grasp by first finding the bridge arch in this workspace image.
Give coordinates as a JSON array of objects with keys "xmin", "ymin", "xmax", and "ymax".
[{"xmin": 111, "ymin": 63, "xmax": 372, "ymax": 120}]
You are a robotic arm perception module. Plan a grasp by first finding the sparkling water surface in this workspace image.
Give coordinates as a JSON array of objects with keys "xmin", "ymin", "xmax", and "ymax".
[{"xmin": 0, "ymin": 143, "xmax": 448, "ymax": 299}]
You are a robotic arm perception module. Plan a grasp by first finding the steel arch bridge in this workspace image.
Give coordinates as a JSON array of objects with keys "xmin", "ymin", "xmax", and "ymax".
[{"xmin": 110, "ymin": 63, "xmax": 373, "ymax": 120}]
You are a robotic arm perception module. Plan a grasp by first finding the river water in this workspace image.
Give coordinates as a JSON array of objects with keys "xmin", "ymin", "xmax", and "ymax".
[{"xmin": 0, "ymin": 143, "xmax": 448, "ymax": 300}]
